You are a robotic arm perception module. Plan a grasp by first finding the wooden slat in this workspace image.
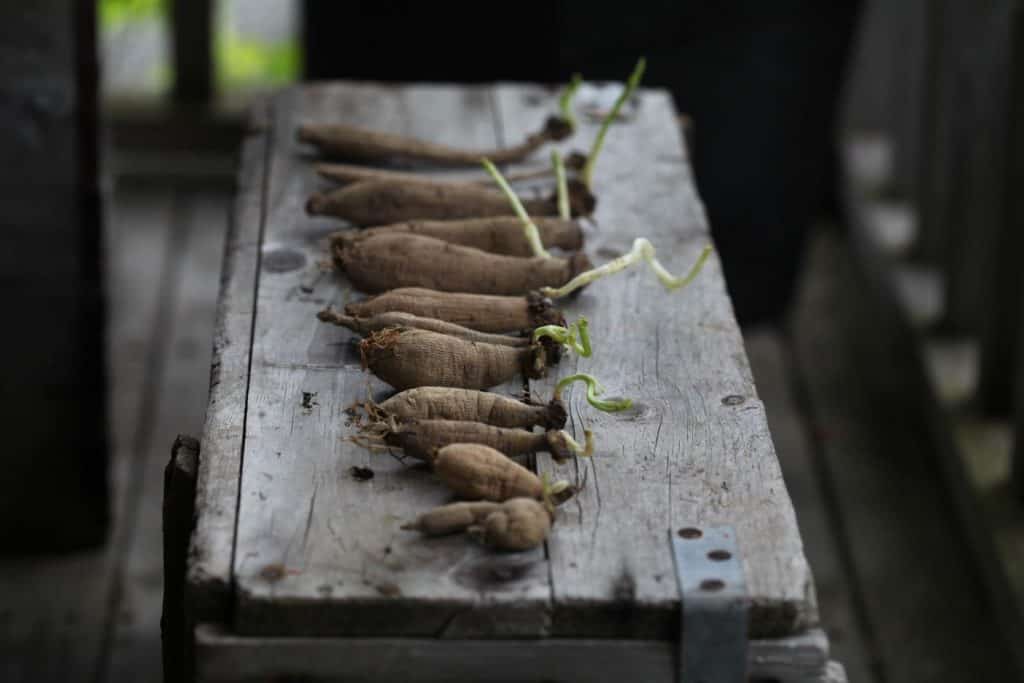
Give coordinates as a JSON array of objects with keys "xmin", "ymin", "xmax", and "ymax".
[
  {"xmin": 188, "ymin": 103, "xmax": 269, "ymax": 622},
  {"xmin": 493, "ymin": 84, "xmax": 814, "ymax": 638},
  {"xmin": 195, "ymin": 624, "xmax": 842, "ymax": 683},
  {"xmin": 745, "ymin": 330, "xmax": 879, "ymax": 683},
  {"xmin": 0, "ymin": 189, "xmax": 174, "ymax": 682},
  {"xmin": 793, "ymin": 228, "xmax": 1020, "ymax": 681},
  {"xmin": 230, "ymin": 83, "xmax": 551, "ymax": 636},
  {"xmin": 104, "ymin": 192, "xmax": 228, "ymax": 682}
]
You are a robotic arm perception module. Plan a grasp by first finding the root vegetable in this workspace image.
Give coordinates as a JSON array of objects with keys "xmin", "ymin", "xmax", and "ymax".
[
  {"xmin": 432, "ymin": 443, "xmax": 549, "ymax": 502},
  {"xmin": 318, "ymin": 309, "xmax": 528, "ymax": 347},
  {"xmin": 372, "ymin": 418, "xmax": 591, "ymax": 463},
  {"xmin": 334, "ymin": 232, "xmax": 592, "ymax": 296},
  {"xmin": 296, "ymin": 115, "xmax": 572, "ymax": 166},
  {"xmin": 368, "ymin": 387, "xmax": 566, "ymax": 430},
  {"xmin": 307, "ymin": 179, "xmax": 594, "ymax": 226},
  {"xmin": 328, "ymin": 216, "xmax": 583, "ymax": 257},
  {"xmin": 400, "ymin": 501, "xmax": 501, "ymax": 536},
  {"xmin": 315, "ymin": 159, "xmax": 585, "ymax": 187},
  {"xmin": 345, "ymin": 288, "xmax": 564, "ymax": 333},
  {"xmin": 360, "ymin": 328, "xmax": 546, "ymax": 391},
  {"xmin": 468, "ymin": 498, "xmax": 553, "ymax": 551}
]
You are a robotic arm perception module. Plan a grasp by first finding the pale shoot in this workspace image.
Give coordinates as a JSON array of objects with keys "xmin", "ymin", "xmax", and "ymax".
[
  {"xmin": 481, "ymin": 158, "xmax": 550, "ymax": 259},
  {"xmin": 582, "ymin": 58, "xmax": 646, "ymax": 189},
  {"xmin": 552, "ymin": 149, "xmax": 571, "ymax": 220},
  {"xmin": 533, "ymin": 317, "xmax": 591, "ymax": 357},
  {"xmin": 554, "ymin": 373, "xmax": 633, "ymax": 412},
  {"xmin": 559, "ymin": 73, "xmax": 583, "ymax": 132},
  {"xmin": 560, "ymin": 429, "xmax": 594, "ymax": 457},
  {"xmin": 540, "ymin": 239, "xmax": 712, "ymax": 299}
]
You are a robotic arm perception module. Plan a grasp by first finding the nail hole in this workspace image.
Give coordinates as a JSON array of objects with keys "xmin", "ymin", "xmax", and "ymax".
[
  {"xmin": 700, "ymin": 579, "xmax": 725, "ymax": 592},
  {"xmin": 708, "ymin": 549, "xmax": 732, "ymax": 561},
  {"xmin": 678, "ymin": 527, "xmax": 702, "ymax": 539},
  {"xmin": 721, "ymin": 395, "xmax": 745, "ymax": 406}
]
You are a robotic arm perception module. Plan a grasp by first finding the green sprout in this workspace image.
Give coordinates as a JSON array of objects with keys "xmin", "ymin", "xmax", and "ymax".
[
  {"xmin": 559, "ymin": 73, "xmax": 583, "ymax": 132},
  {"xmin": 540, "ymin": 239, "xmax": 712, "ymax": 299},
  {"xmin": 552, "ymin": 150, "xmax": 571, "ymax": 220},
  {"xmin": 482, "ymin": 158, "xmax": 549, "ymax": 259},
  {"xmin": 582, "ymin": 58, "xmax": 646, "ymax": 190},
  {"xmin": 533, "ymin": 317, "xmax": 591, "ymax": 357},
  {"xmin": 555, "ymin": 373, "xmax": 633, "ymax": 413}
]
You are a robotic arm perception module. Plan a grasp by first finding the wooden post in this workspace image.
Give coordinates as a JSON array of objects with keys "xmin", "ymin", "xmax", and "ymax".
[
  {"xmin": 0, "ymin": 0, "xmax": 108, "ymax": 552},
  {"xmin": 977, "ymin": 0, "xmax": 1024, "ymax": 412},
  {"xmin": 172, "ymin": 0, "xmax": 212, "ymax": 105},
  {"xmin": 162, "ymin": 435, "xmax": 200, "ymax": 683}
]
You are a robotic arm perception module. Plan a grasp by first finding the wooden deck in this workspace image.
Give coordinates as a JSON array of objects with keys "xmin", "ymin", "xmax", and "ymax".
[{"xmin": 0, "ymin": 162, "xmax": 1018, "ymax": 683}]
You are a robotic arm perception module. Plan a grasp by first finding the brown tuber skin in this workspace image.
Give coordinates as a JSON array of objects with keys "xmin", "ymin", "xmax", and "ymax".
[
  {"xmin": 315, "ymin": 160, "xmax": 585, "ymax": 187},
  {"xmin": 432, "ymin": 443, "xmax": 544, "ymax": 502},
  {"xmin": 373, "ymin": 387, "xmax": 566, "ymax": 430},
  {"xmin": 330, "ymin": 216, "xmax": 583, "ymax": 257},
  {"xmin": 318, "ymin": 309, "xmax": 528, "ymax": 347},
  {"xmin": 380, "ymin": 419, "xmax": 577, "ymax": 463},
  {"xmin": 307, "ymin": 178, "xmax": 594, "ymax": 226},
  {"xmin": 346, "ymin": 288, "xmax": 564, "ymax": 333},
  {"xmin": 468, "ymin": 498, "xmax": 553, "ymax": 551},
  {"xmin": 360, "ymin": 328, "xmax": 547, "ymax": 391},
  {"xmin": 400, "ymin": 501, "xmax": 501, "ymax": 536},
  {"xmin": 334, "ymin": 232, "xmax": 592, "ymax": 296},
  {"xmin": 296, "ymin": 116, "xmax": 572, "ymax": 166}
]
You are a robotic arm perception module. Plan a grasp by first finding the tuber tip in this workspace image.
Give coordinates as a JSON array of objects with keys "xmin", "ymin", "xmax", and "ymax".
[
  {"xmin": 306, "ymin": 192, "xmax": 326, "ymax": 215},
  {"xmin": 400, "ymin": 521, "xmax": 419, "ymax": 531},
  {"xmin": 545, "ymin": 399, "xmax": 568, "ymax": 430},
  {"xmin": 544, "ymin": 115, "xmax": 574, "ymax": 142},
  {"xmin": 567, "ymin": 179, "xmax": 597, "ymax": 217}
]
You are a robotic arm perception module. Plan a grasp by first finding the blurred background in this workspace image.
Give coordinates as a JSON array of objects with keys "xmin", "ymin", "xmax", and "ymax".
[{"xmin": 1, "ymin": 1, "xmax": 1022, "ymax": 681}]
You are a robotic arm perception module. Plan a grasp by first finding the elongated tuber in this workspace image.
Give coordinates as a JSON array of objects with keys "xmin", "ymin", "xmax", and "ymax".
[
  {"xmin": 297, "ymin": 116, "xmax": 572, "ymax": 166},
  {"xmin": 432, "ymin": 443, "xmax": 562, "ymax": 503},
  {"xmin": 467, "ymin": 497, "xmax": 553, "ymax": 551},
  {"xmin": 334, "ymin": 232, "xmax": 592, "ymax": 296},
  {"xmin": 307, "ymin": 179, "xmax": 594, "ymax": 226},
  {"xmin": 360, "ymin": 328, "xmax": 546, "ymax": 391},
  {"xmin": 368, "ymin": 387, "xmax": 566, "ymax": 430},
  {"xmin": 318, "ymin": 309, "xmax": 528, "ymax": 347},
  {"xmin": 345, "ymin": 288, "xmax": 564, "ymax": 333},
  {"xmin": 329, "ymin": 216, "xmax": 583, "ymax": 257},
  {"xmin": 400, "ymin": 501, "xmax": 502, "ymax": 536}
]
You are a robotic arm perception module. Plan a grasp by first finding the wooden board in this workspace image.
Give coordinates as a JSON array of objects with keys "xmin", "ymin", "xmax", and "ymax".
[
  {"xmin": 792, "ymin": 229, "xmax": 1020, "ymax": 681},
  {"xmin": 217, "ymin": 82, "xmax": 815, "ymax": 639}
]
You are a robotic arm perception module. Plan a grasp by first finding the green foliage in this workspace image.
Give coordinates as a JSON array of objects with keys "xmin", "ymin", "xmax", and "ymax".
[
  {"xmin": 216, "ymin": 26, "xmax": 300, "ymax": 90},
  {"xmin": 100, "ymin": 0, "xmax": 166, "ymax": 29}
]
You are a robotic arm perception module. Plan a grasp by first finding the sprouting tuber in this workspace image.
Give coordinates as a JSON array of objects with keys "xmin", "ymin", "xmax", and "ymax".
[
  {"xmin": 468, "ymin": 498, "xmax": 553, "ymax": 551},
  {"xmin": 318, "ymin": 308, "xmax": 528, "ymax": 347},
  {"xmin": 296, "ymin": 115, "xmax": 572, "ymax": 166},
  {"xmin": 401, "ymin": 497, "xmax": 555, "ymax": 551},
  {"xmin": 328, "ymin": 215, "xmax": 583, "ymax": 257},
  {"xmin": 364, "ymin": 387, "xmax": 567, "ymax": 430},
  {"xmin": 345, "ymin": 288, "xmax": 564, "ymax": 334},
  {"xmin": 333, "ymin": 232, "xmax": 592, "ymax": 296},
  {"xmin": 315, "ymin": 159, "xmax": 586, "ymax": 188},
  {"xmin": 307, "ymin": 178, "xmax": 594, "ymax": 226},
  {"xmin": 367, "ymin": 418, "xmax": 592, "ymax": 463},
  {"xmin": 431, "ymin": 443, "xmax": 572, "ymax": 503},
  {"xmin": 360, "ymin": 328, "xmax": 546, "ymax": 391}
]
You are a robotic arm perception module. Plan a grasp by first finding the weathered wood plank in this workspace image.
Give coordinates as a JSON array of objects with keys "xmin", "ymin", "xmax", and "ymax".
[
  {"xmin": 792, "ymin": 229, "xmax": 1019, "ymax": 681},
  {"xmin": 104, "ymin": 192, "xmax": 228, "ymax": 682},
  {"xmin": 745, "ymin": 330, "xmax": 878, "ymax": 683},
  {"xmin": 195, "ymin": 623, "xmax": 838, "ymax": 683},
  {"xmin": 231, "ymin": 83, "xmax": 550, "ymax": 636},
  {"xmin": 188, "ymin": 103, "xmax": 269, "ymax": 622},
  {"xmin": 0, "ymin": 189, "xmax": 174, "ymax": 682},
  {"xmin": 494, "ymin": 83, "xmax": 814, "ymax": 637}
]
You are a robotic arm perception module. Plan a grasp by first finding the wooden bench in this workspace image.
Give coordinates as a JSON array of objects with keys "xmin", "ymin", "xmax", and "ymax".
[{"xmin": 177, "ymin": 81, "xmax": 845, "ymax": 682}]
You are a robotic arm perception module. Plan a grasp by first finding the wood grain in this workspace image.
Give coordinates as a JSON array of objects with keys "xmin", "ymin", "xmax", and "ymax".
[
  {"xmin": 230, "ymin": 83, "xmax": 549, "ymax": 637},
  {"xmin": 212, "ymin": 82, "xmax": 815, "ymax": 640},
  {"xmin": 495, "ymin": 83, "xmax": 815, "ymax": 638}
]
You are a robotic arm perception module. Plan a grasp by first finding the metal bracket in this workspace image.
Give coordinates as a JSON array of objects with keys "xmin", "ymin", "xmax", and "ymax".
[{"xmin": 671, "ymin": 525, "xmax": 749, "ymax": 683}]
